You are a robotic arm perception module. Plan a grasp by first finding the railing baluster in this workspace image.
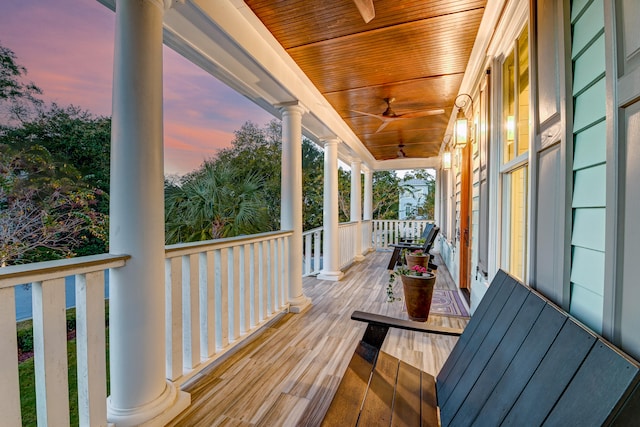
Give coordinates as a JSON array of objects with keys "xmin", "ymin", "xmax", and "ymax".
[
  {"xmin": 76, "ymin": 272, "xmax": 107, "ymax": 427},
  {"xmin": 200, "ymin": 251, "xmax": 216, "ymax": 358},
  {"xmin": 251, "ymin": 243, "xmax": 259, "ymax": 328},
  {"xmin": 182, "ymin": 254, "xmax": 200, "ymax": 370},
  {"xmin": 166, "ymin": 257, "xmax": 183, "ymax": 380},
  {"xmin": 0, "ymin": 287, "xmax": 21, "ymax": 426},
  {"xmin": 230, "ymin": 246, "xmax": 241, "ymax": 341},
  {"xmin": 304, "ymin": 233, "xmax": 311, "ymax": 276},
  {"xmin": 281, "ymin": 237, "xmax": 288, "ymax": 307},
  {"xmin": 268, "ymin": 240, "xmax": 275, "ymax": 315},
  {"xmin": 260, "ymin": 241, "xmax": 267, "ymax": 322},
  {"xmin": 216, "ymin": 248, "xmax": 229, "ymax": 348},
  {"xmin": 273, "ymin": 238, "xmax": 279, "ymax": 308},
  {"xmin": 314, "ymin": 231, "xmax": 321, "ymax": 273},
  {"xmin": 242, "ymin": 243, "xmax": 251, "ymax": 333},
  {"xmin": 33, "ymin": 278, "xmax": 70, "ymax": 426}
]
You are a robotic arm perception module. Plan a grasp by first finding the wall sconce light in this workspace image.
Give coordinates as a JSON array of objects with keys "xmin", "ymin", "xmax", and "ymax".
[
  {"xmin": 443, "ymin": 151, "xmax": 452, "ymax": 170},
  {"xmin": 454, "ymin": 93, "xmax": 473, "ymax": 148}
]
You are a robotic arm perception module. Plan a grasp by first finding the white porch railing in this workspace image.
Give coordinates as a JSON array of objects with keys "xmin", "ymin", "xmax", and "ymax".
[
  {"xmin": 338, "ymin": 221, "xmax": 358, "ymax": 269},
  {"xmin": 0, "ymin": 222, "xmax": 386, "ymax": 424},
  {"xmin": 0, "ymin": 254, "xmax": 129, "ymax": 427},
  {"xmin": 164, "ymin": 230, "xmax": 291, "ymax": 385},
  {"xmin": 302, "ymin": 226, "xmax": 323, "ymax": 277},
  {"xmin": 371, "ymin": 220, "xmax": 432, "ymax": 250}
]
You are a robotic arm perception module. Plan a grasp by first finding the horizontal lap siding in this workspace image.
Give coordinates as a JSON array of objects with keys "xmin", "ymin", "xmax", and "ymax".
[{"xmin": 570, "ymin": 0, "xmax": 606, "ymax": 333}]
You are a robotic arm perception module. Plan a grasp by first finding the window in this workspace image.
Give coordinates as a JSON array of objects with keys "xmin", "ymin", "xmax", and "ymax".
[
  {"xmin": 501, "ymin": 24, "xmax": 529, "ymax": 281},
  {"xmin": 405, "ymin": 203, "xmax": 413, "ymax": 218}
]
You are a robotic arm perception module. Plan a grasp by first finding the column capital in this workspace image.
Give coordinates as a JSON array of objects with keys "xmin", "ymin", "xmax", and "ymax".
[
  {"xmin": 277, "ymin": 101, "xmax": 308, "ymax": 116},
  {"xmin": 321, "ymin": 137, "xmax": 340, "ymax": 148},
  {"xmin": 146, "ymin": 0, "xmax": 175, "ymax": 11}
]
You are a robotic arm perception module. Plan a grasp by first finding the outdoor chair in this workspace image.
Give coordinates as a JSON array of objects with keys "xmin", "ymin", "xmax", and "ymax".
[{"xmin": 386, "ymin": 226, "xmax": 440, "ymax": 270}]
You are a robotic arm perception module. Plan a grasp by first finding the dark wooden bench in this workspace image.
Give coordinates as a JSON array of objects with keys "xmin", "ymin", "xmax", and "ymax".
[
  {"xmin": 320, "ymin": 270, "xmax": 640, "ymax": 426},
  {"xmin": 386, "ymin": 225, "xmax": 440, "ymax": 270}
]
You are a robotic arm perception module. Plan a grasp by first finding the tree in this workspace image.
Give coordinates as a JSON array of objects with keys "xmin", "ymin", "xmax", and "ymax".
[
  {"xmin": 0, "ymin": 43, "xmax": 43, "ymax": 124},
  {"xmin": 0, "ymin": 44, "xmax": 110, "ymax": 263},
  {"xmin": 0, "ymin": 143, "xmax": 107, "ymax": 265},
  {"xmin": 372, "ymin": 171, "xmax": 401, "ymax": 219},
  {"xmin": 165, "ymin": 162, "xmax": 269, "ymax": 243},
  {"xmin": 402, "ymin": 169, "xmax": 436, "ymax": 219},
  {"xmin": 301, "ymin": 138, "xmax": 325, "ymax": 230}
]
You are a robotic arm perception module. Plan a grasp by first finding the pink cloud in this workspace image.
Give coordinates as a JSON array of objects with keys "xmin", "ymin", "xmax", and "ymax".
[{"xmin": 0, "ymin": 0, "xmax": 275, "ymax": 176}]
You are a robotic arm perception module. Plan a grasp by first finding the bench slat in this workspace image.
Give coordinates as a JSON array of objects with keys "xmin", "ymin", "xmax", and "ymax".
[
  {"xmin": 358, "ymin": 351, "xmax": 398, "ymax": 426},
  {"xmin": 436, "ymin": 270, "xmax": 509, "ymax": 387},
  {"xmin": 391, "ymin": 361, "xmax": 421, "ymax": 427},
  {"xmin": 448, "ymin": 291, "xmax": 546, "ymax": 426},
  {"xmin": 322, "ymin": 342, "xmax": 378, "ymax": 426},
  {"xmin": 544, "ymin": 339, "xmax": 640, "ymax": 426},
  {"xmin": 470, "ymin": 303, "xmax": 567, "ymax": 426},
  {"xmin": 420, "ymin": 372, "xmax": 438, "ymax": 427},
  {"xmin": 501, "ymin": 318, "xmax": 596, "ymax": 425},
  {"xmin": 437, "ymin": 274, "xmax": 518, "ymax": 404},
  {"xmin": 440, "ymin": 279, "xmax": 529, "ymax": 424}
]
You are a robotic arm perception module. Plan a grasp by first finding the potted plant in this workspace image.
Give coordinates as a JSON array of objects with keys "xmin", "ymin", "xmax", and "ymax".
[
  {"xmin": 405, "ymin": 248, "xmax": 430, "ymax": 270},
  {"xmin": 387, "ymin": 264, "xmax": 436, "ymax": 321}
]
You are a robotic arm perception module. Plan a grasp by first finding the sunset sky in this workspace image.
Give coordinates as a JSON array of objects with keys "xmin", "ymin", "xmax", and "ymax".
[{"xmin": 0, "ymin": 0, "xmax": 273, "ymax": 175}]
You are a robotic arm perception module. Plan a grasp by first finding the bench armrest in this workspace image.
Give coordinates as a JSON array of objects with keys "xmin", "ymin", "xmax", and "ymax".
[
  {"xmin": 352, "ymin": 310, "xmax": 463, "ymax": 336},
  {"xmin": 389, "ymin": 243, "xmax": 423, "ymax": 250}
]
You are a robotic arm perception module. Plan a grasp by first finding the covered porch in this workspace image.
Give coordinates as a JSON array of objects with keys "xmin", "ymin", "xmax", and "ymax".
[
  {"xmin": 167, "ymin": 250, "xmax": 466, "ymax": 426},
  {"xmin": 2, "ymin": 0, "xmax": 640, "ymax": 424}
]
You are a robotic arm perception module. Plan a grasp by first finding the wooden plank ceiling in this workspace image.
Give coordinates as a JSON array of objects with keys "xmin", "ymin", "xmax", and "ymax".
[{"xmin": 245, "ymin": 0, "xmax": 487, "ymax": 161}]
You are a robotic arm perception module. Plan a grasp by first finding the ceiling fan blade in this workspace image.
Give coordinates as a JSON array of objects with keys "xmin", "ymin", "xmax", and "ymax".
[
  {"xmin": 352, "ymin": 0, "xmax": 375, "ymax": 23},
  {"xmin": 375, "ymin": 120, "xmax": 392, "ymax": 133},
  {"xmin": 397, "ymin": 109, "xmax": 446, "ymax": 119},
  {"xmin": 351, "ymin": 109, "xmax": 384, "ymax": 119}
]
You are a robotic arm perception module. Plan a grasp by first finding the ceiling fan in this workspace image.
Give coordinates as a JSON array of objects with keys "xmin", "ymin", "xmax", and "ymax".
[
  {"xmin": 396, "ymin": 143, "xmax": 407, "ymax": 159},
  {"xmin": 352, "ymin": 98, "xmax": 445, "ymax": 133},
  {"xmin": 352, "ymin": 0, "xmax": 375, "ymax": 23}
]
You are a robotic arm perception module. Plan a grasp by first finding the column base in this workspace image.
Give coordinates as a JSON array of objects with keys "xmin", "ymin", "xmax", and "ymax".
[
  {"xmin": 107, "ymin": 380, "xmax": 190, "ymax": 427},
  {"xmin": 355, "ymin": 254, "xmax": 365, "ymax": 262},
  {"xmin": 288, "ymin": 295, "xmax": 312, "ymax": 313},
  {"xmin": 317, "ymin": 270, "xmax": 344, "ymax": 281}
]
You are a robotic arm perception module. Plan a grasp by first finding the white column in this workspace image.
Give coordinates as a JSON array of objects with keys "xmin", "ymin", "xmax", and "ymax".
[
  {"xmin": 318, "ymin": 139, "xmax": 344, "ymax": 281},
  {"xmin": 363, "ymin": 168, "xmax": 373, "ymax": 253},
  {"xmin": 363, "ymin": 169, "xmax": 373, "ymax": 221},
  {"xmin": 351, "ymin": 160, "xmax": 364, "ymax": 262},
  {"xmin": 279, "ymin": 102, "xmax": 311, "ymax": 313},
  {"xmin": 108, "ymin": 0, "xmax": 189, "ymax": 425}
]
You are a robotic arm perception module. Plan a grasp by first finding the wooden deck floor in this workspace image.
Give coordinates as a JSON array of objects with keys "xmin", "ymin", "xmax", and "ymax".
[{"xmin": 168, "ymin": 250, "xmax": 468, "ymax": 426}]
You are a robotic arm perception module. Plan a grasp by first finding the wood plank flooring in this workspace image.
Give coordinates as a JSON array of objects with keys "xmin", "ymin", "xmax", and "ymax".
[{"xmin": 168, "ymin": 251, "xmax": 468, "ymax": 426}]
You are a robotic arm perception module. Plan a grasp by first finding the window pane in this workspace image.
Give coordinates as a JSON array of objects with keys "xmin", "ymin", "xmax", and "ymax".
[
  {"xmin": 503, "ymin": 52, "xmax": 515, "ymax": 163},
  {"xmin": 517, "ymin": 25, "xmax": 529, "ymax": 156},
  {"xmin": 508, "ymin": 166, "xmax": 528, "ymax": 280}
]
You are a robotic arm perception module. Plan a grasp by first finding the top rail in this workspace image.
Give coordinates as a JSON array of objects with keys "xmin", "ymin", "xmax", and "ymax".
[{"xmin": 0, "ymin": 254, "xmax": 130, "ymax": 289}]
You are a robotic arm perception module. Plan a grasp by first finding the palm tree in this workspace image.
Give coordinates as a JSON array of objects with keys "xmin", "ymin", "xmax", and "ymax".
[{"xmin": 165, "ymin": 162, "xmax": 270, "ymax": 244}]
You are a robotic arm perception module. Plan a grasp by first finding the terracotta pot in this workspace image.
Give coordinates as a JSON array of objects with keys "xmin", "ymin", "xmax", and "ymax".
[
  {"xmin": 401, "ymin": 273, "xmax": 436, "ymax": 321},
  {"xmin": 405, "ymin": 253, "xmax": 430, "ymax": 270}
]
